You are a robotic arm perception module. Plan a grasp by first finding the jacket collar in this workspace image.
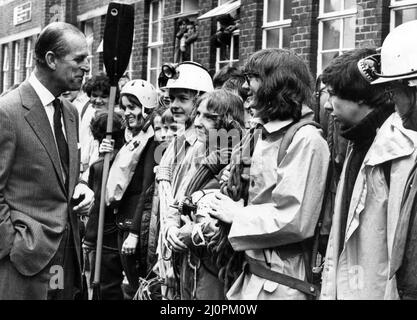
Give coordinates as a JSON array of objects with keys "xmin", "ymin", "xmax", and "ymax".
[
  {"xmin": 262, "ymin": 105, "xmax": 315, "ymax": 134},
  {"xmin": 364, "ymin": 112, "xmax": 417, "ymax": 166}
]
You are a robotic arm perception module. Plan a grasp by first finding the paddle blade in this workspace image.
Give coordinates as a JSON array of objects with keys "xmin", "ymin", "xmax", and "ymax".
[{"xmin": 103, "ymin": 2, "xmax": 135, "ymax": 85}]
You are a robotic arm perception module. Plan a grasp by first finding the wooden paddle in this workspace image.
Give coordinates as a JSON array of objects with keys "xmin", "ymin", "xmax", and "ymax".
[{"xmin": 92, "ymin": 2, "xmax": 134, "ymax": 300}]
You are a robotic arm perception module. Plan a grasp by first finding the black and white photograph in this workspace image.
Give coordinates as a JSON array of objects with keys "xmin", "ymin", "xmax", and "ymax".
[{"xmin": 0, "ymin": 0, "xmax": 417, "ymax": 308}]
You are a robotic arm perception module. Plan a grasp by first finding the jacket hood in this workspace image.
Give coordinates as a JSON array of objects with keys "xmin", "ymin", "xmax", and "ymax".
[{"xmin": 364, "ymin": 112, "xmax": 417, "ymax": 166}]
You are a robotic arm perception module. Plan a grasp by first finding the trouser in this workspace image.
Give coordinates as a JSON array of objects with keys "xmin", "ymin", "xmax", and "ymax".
[
  {"xmin": 84, "ymin": 240, "xmax": 124, "ymax": 300},
  {"xmin": 179, "ymin": 251, "xmax": 224, "ymax": 300},
  {"xmin": 47, "ymin": 223, "xmax": 81, "ymax": 300},
  {"xmin": 117, "ymin": 229, "xmax": 141, "ymax": 296},
  {"xmin": 0, "ymin": 223, "xmax": 80, "ymax": 300},
  {"xmin": 396, "ymin": 203, "xmax": 417, "ymax": 300}
]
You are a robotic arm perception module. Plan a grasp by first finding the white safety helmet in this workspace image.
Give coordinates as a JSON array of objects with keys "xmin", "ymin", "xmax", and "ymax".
[
  {"xmin": 120, "ymin": 79, "xmax": 158, "ymax": 110},
  {"xmin": 371, "ymin": 20, "xmax": 417, "ymax": 85},
  {"xmin": 161, "ymin": 62, "xmax": 214, "ymax": 93}
]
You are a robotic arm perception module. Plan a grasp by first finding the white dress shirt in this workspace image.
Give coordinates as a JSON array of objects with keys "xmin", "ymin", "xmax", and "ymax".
[{"xmin": 28, "ymin": 73, "xmax": 67, "ymax": 140}]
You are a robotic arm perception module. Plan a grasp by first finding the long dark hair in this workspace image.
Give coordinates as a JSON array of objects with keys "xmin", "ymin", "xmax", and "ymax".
[{"xmin": 244, "ymin": 48, "xmax": 314, "ymax": 123}]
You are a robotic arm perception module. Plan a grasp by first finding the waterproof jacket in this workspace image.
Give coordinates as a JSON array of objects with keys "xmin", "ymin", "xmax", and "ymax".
[
  {"xmin": 320, "ymin": 113, "xmax": 417, "ymax": 300},
  {"xmin": 227, "ymin": 107, "xmax": 330, "ymax": 300}
]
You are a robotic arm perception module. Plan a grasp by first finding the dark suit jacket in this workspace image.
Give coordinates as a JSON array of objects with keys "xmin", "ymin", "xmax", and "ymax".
[{"xmin": 0, "ymin": 81, "xmax": 81, "ymax": 281}]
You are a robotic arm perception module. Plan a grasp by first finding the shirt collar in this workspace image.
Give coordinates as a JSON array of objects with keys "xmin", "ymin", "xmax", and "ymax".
[
  {"xmin": 262, "ymin": 105, "xmax": 314, "ymax": 134},
  {"xmin": 184, "ymin": 126, "xmax": 198, "ymax": 146},
  {"xmin": 28, "ymin": 73, "xmax": 56, "ymax": 107}
]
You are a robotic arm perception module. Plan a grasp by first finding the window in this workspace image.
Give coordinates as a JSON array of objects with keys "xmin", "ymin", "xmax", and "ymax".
[
  {"xmin": 13, "ymin": 42, "xmax": 20, "ymax": 85},
  {"xmin": 390, "ymin": 0, "xmax": 417, "ymax": 28},
  {"xmin": 25, "ymin": 37, "xmax": 33, "ymax": 78},
  {"xmin": 2, "ymin": 45, "xmax": 9, "ymax": 92},
  {"xmin": 262, "ymin": 0, "xmax": 292, "ymax": 49},
  {"xmin": 83, "ymin": 21, "xmax": 94, "ymax": 78},
  {"xmin": 216, "ymin": 31, "xmax": 239, "ymax": 71},
  {"xmin": 148, "ymin": 0, "xmax": 163, "ymax": 87},
  {"xmin": 215, "ymin": 1, "xmax": 240, "ymax": 71},
  {"xmin": 182, "ymin": 0, "xmax": 199, "ymax": 13},
  {"xmin": 13, "ymin": 1, "xmax": 31, "ymax": 26},
  {"xmin": 317, "ymin": 0, "xmax": 357, "ymax": 72}
]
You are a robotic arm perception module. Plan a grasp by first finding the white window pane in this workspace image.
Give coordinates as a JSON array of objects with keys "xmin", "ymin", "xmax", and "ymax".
[
  {"xmin": 267, "ymin": 0, "xmax": 281, "ymax": 23},
  {"xmin": 266, "ymin": 28, "xmax": 280, "ymax": 48},
  {"xmin": 324, "ymin": 0, "xmax": 341, "ymax": 13},
  {"xmin": 152, "ymin": 21, "xmax": 160, "ymax": 42},
  {"xmin": 323, "ymin": 19, "xmax": 341, "ymax": 50},
  {"xmin": 183, "ymin": 0, "xmax": 198, "ymax": 12},
  {"xmin": 150, "ymin": 69, "xmax": 158, "ymax": 87},
  {"xmin": 219, "ymin": 61, "xmax": 229, "ymax": 70},
  {"xmin": 3, "ymin": 74, "xmax": 8, "ymax": 91},
  {"xmin": 152, "ymin": 1, "xmax": 159, "ymax": 22},
  {"xmin": 344, "ymin": 0, "xmax": 356, "ymax": 10},
  {"xmin": 150, "ymin": 47, "xmax": 159, "ymax": 67},
  {"xmin": 284, "ymin": 0, "xmax": 292, "ymax": 20},
  {"xmin": 26, "ymin": 39, "xmax": 32, "ymax": 67},
  {"xmin": 322, "ymin": 51, "xmax": 340, "ymax": 70},
  {"xmin": 395, "ymin": 7, "xmax": 417, "ymax": 27},
  {"xmin": 219, "ymin": 44, "xmax": 231, "ymax": 61},
  {"xmin": 282, "ymin": 27, "xmax": 291, "ymax": 48},
  {"xmin": 343, "ymin": 16, "xmax": 355, "ymax": 48},
  {"xmin": 3, "ymin": 46, "xmax": 9, "ymax": 71},
  {"xmin": 14, "ymin": 43, "xmax": 20, "ymax": 69}
]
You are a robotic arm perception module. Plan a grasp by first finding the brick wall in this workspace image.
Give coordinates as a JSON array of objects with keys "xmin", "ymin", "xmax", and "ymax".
[
  {"xmin": 131, "ymin": 0, "xmax": 149, "ymax": 80},
  {"xmin": 240, "ymin": 0, "xmax": 263, "ymax": 64},
  {"xmin": 291, "ymin": 0, "xmax": 319, "ymax": 77},
  {"xmin": 162, "ymin": 0, "xmax": 217, "ymax": 74},
  {"xmin": 0, "ymin": 0, "xmax": 407, "ymax": 93},
  {"xmin": 194, "ymin": 0, "xmax": 216, "ymax": 74},
  {"xmin": 0, "ymin": 0, "xmax": 43, "ymax": 38},
  {"xmin": 356, "ymin": 0, "xmax": 391, "ymax": 48}
]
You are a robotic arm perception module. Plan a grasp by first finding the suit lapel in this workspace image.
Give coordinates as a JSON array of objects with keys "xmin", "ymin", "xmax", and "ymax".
[
  {"xmin": 61, "ymin": 99, "xmax": 78, "ymax": 197},
  {"xmin": 21, "ymin": 81, "xmax": 67, "ymax": 195}
]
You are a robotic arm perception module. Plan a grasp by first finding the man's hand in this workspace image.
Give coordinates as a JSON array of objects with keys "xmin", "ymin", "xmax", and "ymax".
[
  {"xmin": 72, "ymin": 182, "xmax": 94, "ymax": 215},
  {"xmin": 166, "ymin": 226, "xmax": 188, "ymax": 252},
  {"xmin": 208, "ymin": 192, "xmax": 243, "ymax": 224},
  {"xmin": 121, "ymin": 233, "xmax": 139, "ymax": 255}
]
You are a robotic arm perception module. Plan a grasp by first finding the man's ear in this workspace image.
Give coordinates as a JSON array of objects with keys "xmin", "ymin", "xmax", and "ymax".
[{"xmin": 45, "ymin": 51, "xmax": 57, "ymax": 70}]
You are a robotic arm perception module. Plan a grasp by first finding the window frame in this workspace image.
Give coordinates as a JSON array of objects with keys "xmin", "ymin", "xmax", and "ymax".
[
  {"xmin": 2, "ymin": 45, "xmax": 9, "ymax": 92},
  {"xmin": 390, "ymin": 0, "xmax": 417, "ymax": 29},
  {"xmin": 215, "ymin": 28, "xmax": 240, "ymax": 72},
  {"xmin": 13, "ymin": 41, "xmax": 20, "ymax": 85},
  {"xmin": 181, "ymin": 0, "xmax": 199, "ymax": 14},
  {"xmin": 147, "ymin": 0, "xmax": 164, "ymax": 87},
  {"xmin": 83, "ymin": 21, "xmax": 94, "ymax": 78},
  {"xmin": 215, "ymin": 0, "xmax": 240, "ymax": 71},
  {"xmin": 13, "ymin": 1, "xmax": 32, "ymax": 26},
  {"xmin": 25, "ymin": 37, "xmax": 33, "ymax": 79},
  {"xmin": 317, "ymin": 0, "xmax": 357, "ymax": 72},
  {"xmin": 262, "ymin": 0, "xmax": 292, "ymax": 49}
]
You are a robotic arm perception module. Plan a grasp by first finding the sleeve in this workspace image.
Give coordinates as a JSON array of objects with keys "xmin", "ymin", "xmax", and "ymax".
[
  {"xmin": 84, "ymin": 163, "xmax": 100, "ymax": 246},
  {"xmin": 228, "ymin": 126, "xmax": 330, "ymax": 251},
  {"xmin": 130, "ymin": 140, "xmax": 157, "ymax": 234},
  {"xmin": 0, "ymin": 108, "xmax": 17, "ymax": 259}
]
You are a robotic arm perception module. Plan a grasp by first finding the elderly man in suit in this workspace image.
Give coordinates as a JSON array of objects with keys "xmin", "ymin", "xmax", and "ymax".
[{"xmin": 0, "ymin": 22, "xmax": 94, "ymax": 300}]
